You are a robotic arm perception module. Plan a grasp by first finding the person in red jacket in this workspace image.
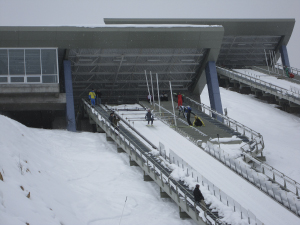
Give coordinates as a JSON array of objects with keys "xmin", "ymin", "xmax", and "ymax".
[{"xmin": 177, "ymin": 92, "xmax": 183, "ymax": 108}]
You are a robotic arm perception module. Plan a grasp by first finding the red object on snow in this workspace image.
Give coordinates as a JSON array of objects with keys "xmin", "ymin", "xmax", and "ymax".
[{"xmin": 289, "ymin": 73, "xmax": 294, "ymax": 78}]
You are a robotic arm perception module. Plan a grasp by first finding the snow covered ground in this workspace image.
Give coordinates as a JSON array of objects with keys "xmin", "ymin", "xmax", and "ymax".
[
  {"xmin": 0, "ymin": 115, "xmax": 195, "ymax": 225},
  {"xmin": 201, "ymin": 85, "xmax": 300, "ymax": 182},
  {"xmin": 113, "ymin": 106, "xmax": 300, "ymax": 225}
]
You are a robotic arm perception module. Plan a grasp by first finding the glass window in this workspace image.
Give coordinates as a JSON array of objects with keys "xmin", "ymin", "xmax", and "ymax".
[
  {"xmin": 27, "ymin": 77, "xmax": 40, "ymax": 82},
  {"xmin": 11, "ymin": 77, "xmax": 24, "ymax": 82},
  {"xmin": 42, "ymin": 75, "xmax": 57, "ymax": 83},
  {"xmin": 25, "ymin": 49, "xmax": 41, "ymax": 75},
  {"xmin": 41, "ymin": 49, "xmax": 57, "ymax": 75},
  {"xmin": 0, "ymin": 50, "xmax": 8, "ymax": 75},
  {"xmin": 0, "ymin": 77, "xmax": 8, "ymax": 82},
  {"xmin": 9, "ymin": 49, "xmax": 25, "ymax": 75}
]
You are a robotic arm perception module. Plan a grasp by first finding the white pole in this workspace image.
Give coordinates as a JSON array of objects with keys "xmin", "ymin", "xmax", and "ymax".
[
  {"xmin": 150, "ymin": 71, "xmax": 155, "ymax": 110},
  {"xmin": 145, "ymin": 70, "xmax": 152, "ymax": 106},
  {"xmin": 269, "ymin": 50, "xmax": 274, "ymax": 72},
  {"xmin": 264, "ymin": 49, "xmax": 270, "ymax": 74},
  {"xmin": 169, "ymin": 81, "xmax": 177, "ymax": 127},
  {"xmin": 156, "ymin": 73, "xmax": 161, "ymax": 114}
]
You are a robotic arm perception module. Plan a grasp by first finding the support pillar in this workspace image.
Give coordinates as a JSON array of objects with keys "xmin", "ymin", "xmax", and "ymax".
[
  {"xmin": 205, "ymin": 61, "xmax": 223, "ymax": 121},
  {"xmin": 143, "ymin": 171, "xmax": 153, "ymax": 181},
  {"xmin": 117, "ymin": 145, "xmax": 125, "ymax": 153},
  {"xmin": 106, "ymin": 133, "xmax": 113, "ymax": 141},
  {"xmin": 129, "ymin": 156, "xmax": 138, "ymax": 166},
  {"xmin": 279, "ymin": 45, "xmax": 291, "ymax": 69},
  {"xmin": 64, "ymin": 60, "xmax": 76, "ymax": 132},
  {"xmin": 160, "ymin": 187, "xmax": 170, "ymax": 198},
  {"xmin": 179, "ymin": 207, "xmax": 190, "ymax": 219},
  {"xmin": 97, "ymin": 125, "xmax": 105, "ymax": 133}
]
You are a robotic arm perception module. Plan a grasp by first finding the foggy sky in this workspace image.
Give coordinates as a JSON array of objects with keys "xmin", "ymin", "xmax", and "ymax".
[{"xmin": 0, "ymin": 0, "xmax": 299, "ymax": 68}]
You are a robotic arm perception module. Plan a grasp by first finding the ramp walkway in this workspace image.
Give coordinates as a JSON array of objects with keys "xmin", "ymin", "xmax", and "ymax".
[
  {"xmin": 105, "ymin": 102, "xmax": 300, "ymax": 225},
  {"xmin": 217, "ymin": 66, "xmax": 300, "ymax": 106},
  {"xmin": 83, "ymin": 99, "xmax": 225, "ymax": 225}
]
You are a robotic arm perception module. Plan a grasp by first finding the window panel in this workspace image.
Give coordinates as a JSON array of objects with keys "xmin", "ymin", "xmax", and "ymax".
[
  {"xmin": 11, "ymin": 77, "xmax": 24, "ymax": 82},
  {"xmin": 0, "ymin": 77, "xmax": 8, "ymax": 82},
  {"xmin": 27, "ymin": 77, "xmax": 40, "ymax": 82},
  {"xmin": 25, "ymin": 49, "xmax": 41, "ymax": 75},
  {"xmin": 41, "ymin": 49, "xmax": 57, "ymax": 75},
  {"xmin": 42, "ymin": 75, "xmax": 57, "ymax": 83},
  {"xmin": 9, "ymin": 49, "xmax": 25, "ymax": 75},
  {"xmin": 0, "ymin": 50, "xmax": 8, "ymax": 75}
]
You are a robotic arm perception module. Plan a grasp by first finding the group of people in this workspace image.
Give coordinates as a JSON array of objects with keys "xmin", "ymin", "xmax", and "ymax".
[
  {"xmin": 179, "ymin": 105, "xmax": 205, "ymax": 127},
  {"xmin": 88, "ymin": 89, "xmax": 102, "ymax": 107}
]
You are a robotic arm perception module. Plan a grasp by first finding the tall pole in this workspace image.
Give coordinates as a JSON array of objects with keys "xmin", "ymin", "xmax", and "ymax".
[
  {"xmin": 264, "ymin": 49, "xmax": 270, "ymax": 74},
  {"xmin": 145, "ymin": 70, "xmax": 152, "ymax": 105},
  {"xmin": 150, "ymin": 71, "xmax": 155, "ymax": 110},
  {"xmin": 169, "ymin": 81, "xmax": 177, "ymax": 127},
  {"xmin": 269, "ymin": 50, "xmax": 274, "ymax": 72},
  {"xmin": 156, "ymin": 73, "xmax": 161, "ymax": 114}
]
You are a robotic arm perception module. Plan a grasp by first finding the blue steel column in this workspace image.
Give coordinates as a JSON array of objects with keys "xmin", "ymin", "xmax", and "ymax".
[
  {"xmin": 279, "ymin": 45, "xmax": 290, "ymax": 69},
  {"xmin": 64, "ymin": 60, "xmax": 76, "ymax": 132},
  {"xmin": 205, "ymin": 61, "xmax": 223, "ymax": 121}
]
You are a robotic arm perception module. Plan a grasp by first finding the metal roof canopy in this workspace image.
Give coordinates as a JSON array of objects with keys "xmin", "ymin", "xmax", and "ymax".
[
  {"xmin": 0, "ymin": 25, "xmax": 224, "ymax": 104},
  {"xmin": 104, "ymin": 18, "xmax": 295, "ymax": 67}
]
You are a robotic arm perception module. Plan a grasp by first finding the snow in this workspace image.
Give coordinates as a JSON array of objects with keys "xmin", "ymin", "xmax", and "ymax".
[
  {"xmin": 234, "ymin": 69, "xmax": 300, "ymax": 95},
  {"xmin": 0, "ymin": 115, "xmax": 195, "ymax": 225},
  {"xmin": 201, "ymin": 85, "xmax": 300, "ymax": 183},
  {"xmin": 113, "ymin": 107, "xmax": 300, "ymax": 225}
]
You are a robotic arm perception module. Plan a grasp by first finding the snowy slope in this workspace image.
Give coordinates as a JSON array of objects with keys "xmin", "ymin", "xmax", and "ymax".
[
  {"xmin": 0, "ymin": 115, "xmax": 195, "ymax": 225},
  {"xmin": 201, "ymin": 85, "xmax": 300, "ymax": 182},
  {"xmin": 116, "ymin": 109, "xmax": 300, "ymax": 225}
]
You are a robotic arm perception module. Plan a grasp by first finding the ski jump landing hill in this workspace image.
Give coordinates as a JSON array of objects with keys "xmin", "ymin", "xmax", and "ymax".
[{"xmin": 83, "ymin": 100, "xmax": 300, "ymax": 225}]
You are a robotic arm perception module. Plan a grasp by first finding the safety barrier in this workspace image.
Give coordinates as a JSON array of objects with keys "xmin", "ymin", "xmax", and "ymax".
[
  {"xmin": 152, "ymin": 99, "xmax": 300, "ymax": 217},
  {"xmin": 162, "ymin": 145, "xmax": 264, "ymax": 225},
  {"xmin": 205, "ymin": 141, "xmax": 300, "ymax": 217},
  {"xmin": 82, "ymin": 99, "xmax": 225, "ymax": 225},
  {"xmin": 217, "ymin": 66, "xmax": 300, "ymax": 105},
  {"xmin": 184, "ymin": 97, "xmax": 264, "ymax": 156}
]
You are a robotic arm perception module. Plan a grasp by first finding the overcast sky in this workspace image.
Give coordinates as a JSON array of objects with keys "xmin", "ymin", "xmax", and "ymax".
[{"xmin": 1, "ymin": 0, "xmax": 299, "ymax": 68}]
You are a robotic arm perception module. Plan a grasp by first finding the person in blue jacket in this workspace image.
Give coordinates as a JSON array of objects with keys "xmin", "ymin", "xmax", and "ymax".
[
  {"xmin": 89, "ymin": 89, "xmax": 96, "ymax": 106},
  {"xmin": 185, "ymin": 106, "xmax": 193, "ymax": 126}
]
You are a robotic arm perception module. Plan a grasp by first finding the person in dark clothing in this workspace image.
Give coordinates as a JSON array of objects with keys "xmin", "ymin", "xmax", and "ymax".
[
  {"xmin": 193, "ymin": 116, "xmax": 205, "ymax": 127},
  {"xmin": 185, "ymin": 106, "xmax": 193, "ymax": 126},
  {"xmin": 193, "ymin": 184, "xmax": 205, "ymax": 208},
  {"xmin": 95, "ymin": 89, "xmax": 102, "ymax": 105},
  {"xmin": 108, "ymin": 112, "xmax": 120, "ymax": 129},
  {"xmin": 145, "ymin": 109, "xmax": 154, "ymax": 125}
]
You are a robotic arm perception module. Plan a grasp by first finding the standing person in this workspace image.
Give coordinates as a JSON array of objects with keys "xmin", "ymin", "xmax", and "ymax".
[
  {"xmin": 185, "ymin": 106, "xmax": 193, "ymax": 126},
  {"xmin": 89, "ymin": 89, "xmax": 96, "ymax": 107},
  {"xmin": 193, "ymin": 184, "xmax": 205, "ymax": 208},
  {"xmin": 108, "ymin": 112, "xmax": 120, "ymax": 130},
  {"xmin": 96, "ymin": 89, "xmax": 102, "ymax": 105},
  {"xmin": 147, "ymin": 94, "xmax": 152, "ymax": 103},
  {"xmin": 177, "ymin": 92, "xmax": 183, "ymax": 108},
  {"xmin": 145, "ymin": 109, "xmax": 154, "ymax": 126}
]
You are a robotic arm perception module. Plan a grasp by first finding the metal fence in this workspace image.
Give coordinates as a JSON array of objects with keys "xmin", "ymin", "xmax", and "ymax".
[
  {"xmin": 217, "ymin": 66, "xmax": 300, "ymax": 105},
  {"xmin": 153, "ymin": 100, "xmax": 300, "ymax": 217},
  {"xmin": 205, "ymin": 141, "xmax": 300, "ymax": 217},
  {"xmin": 158, "ymin": 143, "xmax": 264, "ymax": 225},
  {"xmin": 82, "ymin": 100, "xmax": 225, "ymax": 225},
  {"xmin": 185, "ymin": 97, "xmax": 264, "ymax": 156}
]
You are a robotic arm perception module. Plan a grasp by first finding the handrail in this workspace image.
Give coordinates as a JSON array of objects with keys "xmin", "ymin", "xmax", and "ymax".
[
  {"xmin": 82, "ymin": 99, "xmax": 225, "ymax": 224},
  {"xmin": 275, "ymin": 63, "xmax": 300, "ymax": 76},
  {"xmin": 217, "ymin": 66, "xmax": 300, "ymax": 104},
  {"xmin": 184, "ymin": 97, "xmax": 264, "ymax": 156},
  {"xmin": 147, "ymin": 99, "xmax": 300, "ymax": 218}
]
